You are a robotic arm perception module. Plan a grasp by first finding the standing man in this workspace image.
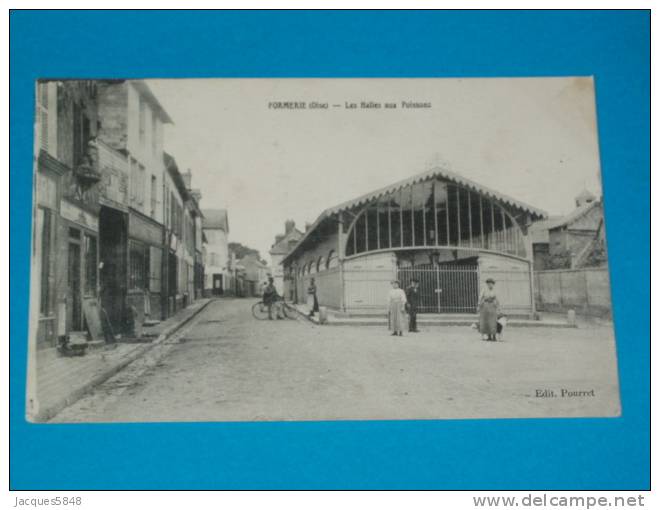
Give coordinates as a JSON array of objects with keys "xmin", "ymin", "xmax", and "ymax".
[
  {"xmin": 263, "ymin": 276, "xmax": 284, "ymax": 320},
  {"xmin": 406, "ymin": 278, "xmax": 420, "ymax": 332}
]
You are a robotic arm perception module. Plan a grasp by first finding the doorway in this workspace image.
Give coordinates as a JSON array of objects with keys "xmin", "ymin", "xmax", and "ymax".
[
  {"xmin": 212, "ymin": 274, "xmax": 224, "ymax": 295},
  {"xmin": 168, "ymin": 252, "xmax": 177, "ymax": 315},
  {"xmin": 67, "ymin": 237, "xmax": 82, "ymax": 330},
  {"xmin": 99, "ymin": 206, "xmax": 127, "ymax": 332}
]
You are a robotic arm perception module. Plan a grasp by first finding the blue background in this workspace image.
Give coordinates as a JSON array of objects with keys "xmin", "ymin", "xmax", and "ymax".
[{"xmin": 10, "ymin": 10, "xmax": 650, "ymax": 490}]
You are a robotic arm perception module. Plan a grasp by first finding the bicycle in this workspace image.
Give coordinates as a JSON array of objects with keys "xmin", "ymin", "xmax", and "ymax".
[{"xmin": 251, "ymin": 298, "xmax": 297, "ymax": 320}]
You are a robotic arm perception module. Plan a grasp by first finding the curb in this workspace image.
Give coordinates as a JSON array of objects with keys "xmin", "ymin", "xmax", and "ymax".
[
  {"xmin": 281, "ymin": 303, "xmax": 317, "ymax": 324},
  {"xmin": 310, "ymin": 320, "xmax": 576, "ymax": 328},
  {"xmin": 31, "ymin": 299, "xmax": 214, "ymax": 423}
]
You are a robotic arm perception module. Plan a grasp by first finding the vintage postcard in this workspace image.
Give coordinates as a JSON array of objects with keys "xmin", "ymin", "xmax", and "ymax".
[{"xmin": 26, "ymin": 77, "xmax": 619, "ymax": 423}]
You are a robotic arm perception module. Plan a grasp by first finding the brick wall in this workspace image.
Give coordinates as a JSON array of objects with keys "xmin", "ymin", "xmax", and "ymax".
[{"xmin": 534, "ymin": 267, "xmax": 612, "ymax": 318}]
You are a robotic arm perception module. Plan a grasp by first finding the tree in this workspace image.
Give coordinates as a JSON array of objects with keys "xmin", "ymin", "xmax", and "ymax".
[{"xmin": 228, "ymin": 242, "xmax": 267, "ymax": 265}]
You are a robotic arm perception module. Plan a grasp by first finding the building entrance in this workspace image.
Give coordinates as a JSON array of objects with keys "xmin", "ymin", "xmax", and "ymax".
[
  {"xmin": 99, "ymin": 206, "xmax": 127, "ymax": 332},
  {"xmin": 212, "ymin": 274, "xmax": 224, "ymax": 295},
  {"xmin": 398, "ymin": 259, "xmax": 479, "ymax": 313}
]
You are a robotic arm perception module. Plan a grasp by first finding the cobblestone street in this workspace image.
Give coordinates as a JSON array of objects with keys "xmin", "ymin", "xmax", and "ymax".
[{"xmin": 52, "ymin": 298, "xmax": 620, "ymax": 423}]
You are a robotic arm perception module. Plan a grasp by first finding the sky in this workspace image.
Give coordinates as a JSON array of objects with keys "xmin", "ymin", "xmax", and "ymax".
[{"xmin": 147, "ymin": 77, "xmax": 602, "ymax": 261}]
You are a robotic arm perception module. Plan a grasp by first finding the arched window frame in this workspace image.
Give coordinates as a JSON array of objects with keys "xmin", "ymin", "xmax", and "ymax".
[
  {"xmin": 317, "ymin": 256, "xmax": 325, "ymax": 272},
  {"xmin": 343, "ymin": 179, "xmax": 528, "ymax": 260},
  {"xmin": 327, "ymin": 250, "xmax": 338, "ymax": 269}
]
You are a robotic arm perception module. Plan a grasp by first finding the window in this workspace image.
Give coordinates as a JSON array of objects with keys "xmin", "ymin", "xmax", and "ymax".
[
  {"xmin": 151, "ymin": 112, "xmax": 158, "ymax": 155},
  {"xmin": 36, "ymin": 83, "xmax": 49, "ymax": 153},
  {"xmin": 366, "ymin": 204, "xmax": 378, "ymax": 251},
  {"xmin": 327, "ymin": 250, "xmax": 338, "ymax": 269},
  {"xmin": 435, "ymin": 182, "xmax": 449, "ymax": 245},
  {"xmin": 469, "ymin": 192, "xmax": 483, "ymax": 248},
  {"xmin": 354, "ymin": 213, "xmax": 366, "ymax": 254},
  {"xmin": 401, "ymin": 186, "xmax": 413, "ymax": 246},
  {"xmin": 317, "ymin": 256, "xmax": 325, "ymax": 272},
  {"xmin": 73, "ymin": 102, "xmax": 91, "ymax": 167},
  {"xmin": 84, "ymin": 234, "xmax": 97, "ymax": 296},
  {"xmin": 164, "ymin": 182, "xmax": 170, "ymax": 229},
  {"xmin": 137, "ymin": 164, "xmax": 146, "ymax": 205},
  {"xmin": 377, "ymin": 196, "xmax": 390, "ymax": 250},
  {"xmin": 185, "ymin": 215, "xmax": 195, "ymax": 254},
  {"xmin": 446, "ymin": 185, "xmax": 459, "ymax": 245},
  {"xmin": 457, "ymin": 187, "xmax": 471, "ymax": 247},
  {"xmin": 390, "ymin": 191, "xmax": 402, "ymax": 248},
  {"xmin": 38, "ymin": 208, "xmax": 54, "ymax": 316},
  {"xmin": 150, "ymin": 175, "xmax": 157, "ymax": 218},
  {"xmin": 170, "ymin": 194, "xmax": 183, "ymax": 237},
  {"xmin": 139, "ymin": 99, "xmax": 147, "ymax": 144},
  {"xmin": 130, "ymin": 158, "xmax": 146, "ymax": 207},
  {"xmin": 129, "ymin": 240, "xmax": 148, "ymax": 290}
]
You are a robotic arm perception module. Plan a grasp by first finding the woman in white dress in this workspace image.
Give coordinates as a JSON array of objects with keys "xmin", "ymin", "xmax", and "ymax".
[{"xmin": 388, "ymin": 280, "xmax": 407, "ymax": 336}]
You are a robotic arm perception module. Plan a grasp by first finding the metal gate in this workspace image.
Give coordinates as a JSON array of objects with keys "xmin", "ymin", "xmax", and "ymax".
[{"xmin": 398, "ymin": 264, "xmax": 479, "ymax": 313}]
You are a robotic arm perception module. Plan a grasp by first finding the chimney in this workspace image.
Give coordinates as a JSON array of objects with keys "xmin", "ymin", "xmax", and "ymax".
[
  {"xmin": 285, "ymin": 219, "xmax": 295, "ymax": 234},
  {"xmin": 305, "ymin": 222, "xmax": 312, "ymax": 232},
  {"xmin": 182, "ymin": 169, "xmax": 192, "ymax": 189}
]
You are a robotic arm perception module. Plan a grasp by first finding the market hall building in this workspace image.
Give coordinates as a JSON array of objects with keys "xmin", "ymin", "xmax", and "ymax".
[{"xmin": 281, "ymin": 168, "xmax": 547, "ymax": 316}]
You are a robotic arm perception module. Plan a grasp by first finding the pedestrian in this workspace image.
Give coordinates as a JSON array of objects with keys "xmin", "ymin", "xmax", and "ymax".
[
  {"xmin": 263, "ymin": 276, "xmax": 284, "ymax": 320},
  {"xmin": 478, "ymin": 278, "xmax": 500, "ymax": 341},
  {"xmin": 388, "ymin": 280, "xmax": 407, "ymax": 337},
  {"xmin": 405, "ymin": 278, "xmax": 420, "ymax": 332},
  {"xmin": 307, "ymin": 277, "xmax": 319, "ymax": 317}
]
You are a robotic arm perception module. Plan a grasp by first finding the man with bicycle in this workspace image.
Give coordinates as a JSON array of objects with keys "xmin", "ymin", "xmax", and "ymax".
[{"xmin": 263, "ymin": 276, "xmax": 284, "ymax": 320}]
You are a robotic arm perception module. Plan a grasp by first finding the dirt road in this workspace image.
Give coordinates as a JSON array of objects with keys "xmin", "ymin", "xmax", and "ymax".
[{"xmin": 52, "ymin": 298, "xmax": 620, "ymax": 423}]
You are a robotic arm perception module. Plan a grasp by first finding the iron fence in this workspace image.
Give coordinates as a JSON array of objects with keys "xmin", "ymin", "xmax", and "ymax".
[{"xmin": 398, "ymin": 265, "xmax": 479, "ymax": 313}]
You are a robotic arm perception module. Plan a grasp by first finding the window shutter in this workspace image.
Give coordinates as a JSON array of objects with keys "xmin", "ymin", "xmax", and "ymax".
[
  {"xmin": 40, "ymin": 109, "xmax": 49, "ymax": 153},
  {"xmin": 47, "ymin": 83, "xmax": 58, "ymax": 156},
  {"xmin": 36, "ymin": 83, "xmax": 49, "ymax": 153}
]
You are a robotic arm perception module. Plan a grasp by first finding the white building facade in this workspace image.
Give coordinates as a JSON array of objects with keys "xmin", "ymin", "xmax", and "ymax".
[{"xmin": 202, "ymin": 209, "xmax": 230, "ymax": 295}]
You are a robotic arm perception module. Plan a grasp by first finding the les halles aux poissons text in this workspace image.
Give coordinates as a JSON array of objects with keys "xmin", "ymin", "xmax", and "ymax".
[{"xmin": 268, "ymin": 100, "xmax": 432, "ymax": 110}]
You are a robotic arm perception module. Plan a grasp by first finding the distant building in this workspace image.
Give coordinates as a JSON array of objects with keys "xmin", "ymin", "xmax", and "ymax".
[
  {"xmin": 269, "ymin": 220, "xmax": 304, "ymax": 299},
  {"xmin": 236, "ymin": 254, "xmax": 270, "ymax": 297},
  {"xmin": 202, "ymin": 209, "xmax": 230, "ymax": 296},
  {"xmin": 180, "ymin": 171, "xmax": 205, "ymax": 299},
  {"xmin": 528, "ymin": 217, "xmax": 562, "ymax": 271},
  {"xmin": 163, "ymin": 153, "xmax": 198, "ymax": 313},
  {"xmin": 530, "ymin": 190, "xmax": 605, "ymax": 269}
]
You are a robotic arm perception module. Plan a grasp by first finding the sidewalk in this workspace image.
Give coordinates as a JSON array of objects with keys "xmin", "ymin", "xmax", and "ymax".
[
  {"xmin": 30, "ymin": 298, "xmax": 212, "ymax": 423},
  {"xmin": 292, "ymin": 304, "xmax": 577, "ymax": 328}
]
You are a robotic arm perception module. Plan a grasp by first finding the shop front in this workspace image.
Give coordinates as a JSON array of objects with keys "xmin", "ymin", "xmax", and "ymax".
[
  {"xmin": 127, "ymin": 210, "xmax": 164, "ymax": 327},
  {"xmin": 34, "ymin": 151, "xmax": 64, "ymax": 347}
]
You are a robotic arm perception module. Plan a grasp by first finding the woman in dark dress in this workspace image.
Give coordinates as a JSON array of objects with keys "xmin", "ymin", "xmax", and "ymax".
[
  {"xmin": 307, "ymin": 278, "xmax": 319, "ymax": 318},
  {"xmin": 478, "ymin": 278, "xmax": 500, "ymax": 341}
]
